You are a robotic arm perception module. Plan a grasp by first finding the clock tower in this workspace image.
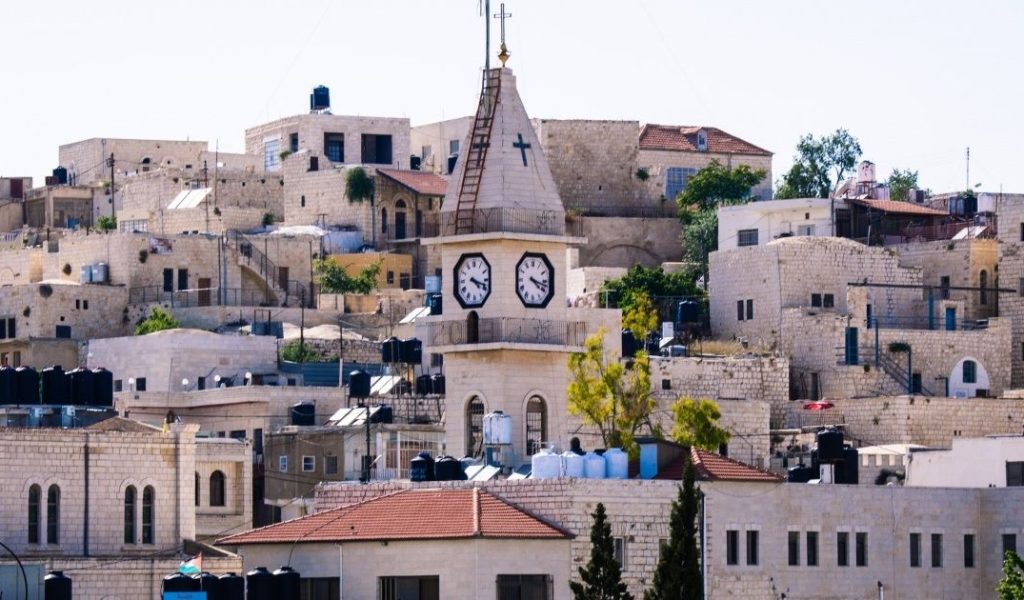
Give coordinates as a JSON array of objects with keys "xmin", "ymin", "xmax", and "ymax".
[{"xmin": 422, "ymin": 63, "xmax": 586, "ymax": 464}]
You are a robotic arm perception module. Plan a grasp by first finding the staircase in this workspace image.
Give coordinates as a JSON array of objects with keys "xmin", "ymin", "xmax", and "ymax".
[
  {"xmin": 837, "ymin": 346, "xmax": 934, "ymax": 396},
  {"xmin": 453, "ymin": 69, "xmax": 502, "ymax": 235},
  {"xmin": 224, "ymin": 230, "xmax": 309, "ymax": 307}
]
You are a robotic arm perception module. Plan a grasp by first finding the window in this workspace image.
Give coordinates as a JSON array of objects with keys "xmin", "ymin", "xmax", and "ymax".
[
  {"xmin": 279, "ymin": 455, "xmax": 288, "ymax": 472},
  {"xmin": 910, "ymin": 533, "xmax": 921, "ymax": 567},
  {"xmin": 837, "ymin": 531, "xmax": 849, "ymax": 567},
  {"xmin": 300, "ymin": 578, "xmax": 340, "ymax": 600},
  {"xmin": 55, "ymin": 325, "xmax": 71, "ymax": 339},
  {"xmin": 302, "ymin": 456, "xmax": 315, "ymax": 472},
  {"xmin": 940, "ymin": 276, "xmax": 951, "ymax": 299},
  {"xmin": 737, "ymin": 300, "xmax": 745, "ymax": 321},
  {"xmin": 726, "ymin": 530, "xmax": 739, "ymax": 565},
  {"xmin": 746, "ymin": 299, "xmax": 754, "ymax": 320},
  {"xmin": 811, "ymin": 293, "xmax": 822, "ymax": 308},
  {"xmin": 142, "ymin": 486, "xmax": 154, "ymax": 544},
  {"xmin": 797, "ymin": 224, "xmax": 815, "ymax": 236},
  {"xmin": 264, "ymin": 138, "xmax": 281, "ymax": 171},
  {"xmin": 0, "ymin": 317, "xmax": 14, "ymax": 339},
  {"xmin": 163, "ymin": 268, "xmax": 173, "ymax": 292},
  {"xmin": 1007, "ymin": 462, "xmax": 1024, "ymax": 486},
  {"xmin": 737, "ymin": 229, "xmax": 759, "ymax": 247},
  {"xmin": 114, "ymin": 379, "xmax": 123, "ymax": 392},
  {"xmin": 421, "ymin": 145, "xmax": 432, "ymax": 159},
  {"xmin": 124, "ymin": 486, "xmax": 137, "ymax": 544},
  {"xmin": 931, "ymin": 533, "xmax": 942, "ymax": 567},
  {"xmin": 1005, "ymin": 534, "xmax": 1017, "ymax": 558},
  {"xmin": 613, "ymin": 537, "xmax": 627, "ymax": 568},
  {"xmin": 300, "ymin": 195, "xmax": 306, "ymax": 208},
  {"xmin": 525, "ymin": 396, "xmax": 547, "ymax": 456},
  {"xmin": 325, "ymin": 455, "xmax": 338, "ymax": 475},
  {"xmin": 381, "ymin": 208, "xmax": 388, "ymax": 234},
  {"xmin": 788, "ymin": 531, "xmax": 800, "ymax": 566},
  {"xmin": 806, "ymin": 531, "xmax": 819, "ymax": 567},
  {"xmin": 980, "ymin": 270, "xmax": 989, "ymax": 305},
  {"xmin": 47, "ymin": 484, "xmax": 60, "ymax": 544},
  {"xmin": 466, "ymin": 397, "xmax": 485, "ymax": 457},
  {"xmin": 856, "ymin": 532, "xmax": 868, "ymax": 566},
  {"xmin": 661, "ymin": 379, "xmax": 671, "ymax": 391},
  {"xmin": 28, "ymin": 485, "xmax": 40, "ymax": 544},
  {"xmin": 664, "ymin": 167, "xmax": 696, "ymax": 201},
  {"xmin": 210, "ymin": 471, "xmax": 226, "ymax": 507},
  {"xmin": 963, "ymin": 360, "xmax": 977, "ymax": 384},
  {"xmin": 194, "ymin": 473, "xmax": 200, "ymax": 506},
  {"xmin": 230, "ymin": 430, "xmax": 246, "ymax": 440},
  {"xmin": 361, "ymin": 134, "xmax": 393, "ymax": 165},
  {"xmin": 177, "ymin": 268, "xmax": 188, "ymax": 291},
  {"xmin": 289, "ymin": 132, "xmax": 299, "ymax": 153},
  {"xmin": 379, "ymin": 576, "xmax": 439, "ymax": 600},
  {"xmin": 823, "ymin": 294, "xmax": 834, "ymax": 308},
  {"xmin": 135, "ymin": 377, "xmax": 146, "ymax": 392},
  {"xmin": 324, "ymin": 133, "xmax": 345, "ymax": 162},
  {"xmin": 1020, "ymin": 222, "xmax": 1024, "ymax": 242},
  {"xmin": 746, "ymin": 530, "xmax": 759, "ymax": 565},
  {"xmin": 964, "ymin": 534, "xmax": 975, "ymax": 568},
  {"xmin": 449, "ymin": 139, "xmax": 460, "ymax": 155},
  {"xmin": 696, "ymin": 129, "xmax": 708, "ymax": 151},
  {"xmin": 387, "ymin": 270, "xmax": 395, "ymax": 285},
  {"xmin": 496, "ymin": 574, "xmax": 551, "ymax": 600}
]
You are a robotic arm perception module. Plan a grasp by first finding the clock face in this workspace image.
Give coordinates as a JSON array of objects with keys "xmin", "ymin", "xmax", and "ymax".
[
  {"xmin": 516, "ymin": 252, "xmax": 555, "ymax": 308},
  {"xmin": 454, "ymin": 253, "xmax": 491, "ymax": 308}
]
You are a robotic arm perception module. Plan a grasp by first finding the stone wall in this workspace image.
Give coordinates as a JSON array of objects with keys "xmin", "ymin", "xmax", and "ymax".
[
  {"xmin": 409, "ymin": 116, "xmax": 473, "ymax": 175},
  {"xmin": 893, "ymin": 238, "xmax": 998, "ymax": 320},
  {"xmin": 577, "ymin": 216, "xmax": 683, "ymax": 267},
  {"xmin": 0, "ymin": 282, "xmax": 130, "ymax": 341},
  {"xmin": 280, "ymin": 150, "xmax": 375, "ymax": 230},
  {"xmin": 195, "ymin": 438, "xmax": 252, "ymax": 542},
  {"xmin": 58, "ymin": 138, "xmax": 208, "ymax": 186},
  {"xmin": 999, "ymin": 243, "xmax": 1024, "ymax": 387}
]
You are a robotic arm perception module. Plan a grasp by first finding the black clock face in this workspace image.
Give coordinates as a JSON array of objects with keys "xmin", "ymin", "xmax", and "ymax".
[
  {"xmin": 454, "ymin": 253, "xmax": 491, "ymax": 308},
  {"xmin": 516, "ymin": 252, "xmax": 555, "ymax": 308}
]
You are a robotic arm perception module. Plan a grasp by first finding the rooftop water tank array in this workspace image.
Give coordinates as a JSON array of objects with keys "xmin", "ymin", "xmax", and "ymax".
[
  {"xmin": 531, "ymin": 447, "xmax": 562, "ymax": 479},
  {"xmin": 245, "ymin": 567, "xmax": 273, "ymax": 600},
  {"xmin": 271, "ymin": 566, "xmax": 301, "ymax": 600},
  {"xmin": 434, "ymin": 455, "xmax": 467, "ymax": 481},
  {"xmin": 604, "ymin": 447, "xmax": 629, "ymax": 479},
  {"xmin": 583, "ymin": 451, "xmax": 606, "ymax": 479},
  {"xmin": 562, "ymin": 450, "xmax": 584, "ymax": 478},
  {"xmin": 482, "ymin": 410, "xmax": 513, "ymax": 446},
  {"xmin": 410, "ymin": 451, "xmax": 435, "ymax": 482}
]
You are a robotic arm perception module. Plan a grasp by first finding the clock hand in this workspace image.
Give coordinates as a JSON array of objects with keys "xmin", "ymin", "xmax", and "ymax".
[
  {"xmin": 529, "ymin": 276, "xmax": 548, "ymax": 291},
  {"xmin": 470, "ymin": 277, "xmax": 488, "ymax": 291}
]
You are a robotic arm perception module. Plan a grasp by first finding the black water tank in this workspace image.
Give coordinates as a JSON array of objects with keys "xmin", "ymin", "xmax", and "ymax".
[
  {"xmin": 52, "ymin": 167, "xmax": 69, "ymax": 185},
  {"xmin": 416, "ymin": 374, "xmax": 433, "ymax": 396},
  {"xmin": 410, "ymin": 155, "xmax": 422, "ymax": 171},
  {"xmin": 91, "ymin": 367, "xmax": 113, "ymax": 406},
  {"xmin": 291, "ymin": 402, "xmax": 315, "ymax": 426},
  {"xmin": 381, "ymin": 337, "xmax": 401, "ymax": 363},
  {"xmin": 676, "ymin": 300, "xmax": 700, "ymax": 323},
  {"xmin": 787, "ymin": 465, "xmax": 813, "ymax": 483},
  {"xmin": 349, "ymin": 370, "xmax": 370, "ymax": 399},
  {"xmin": 15, "ymin": 366, "xmax": 38, "ymax": 405},
  {"xmin": 431, "ymin": 374, "xmax": 445, "ymax": 396},
  {"xmin": 217, "ymin": 572, "xmax": 245, "ymax": 600},
  {"xmin": 41, "ymin": 366, "xmax": 67, "ymax": 405},
  {"xmin": 428, "ymin": 293, "xmax": 443, "ymax": 315},
  {"xmin": 0, "ymin": 366, "xmax": 15, "ymax": 403},
  {"xmin": 194, "ymin": 572, "xmax": 218, "ymax": 594},
  {"xmin": 816, "ymin": 429, "xmax": 844, "ymax": 462},
  {"xmin": 370, "ymin": 405, "xmax": 394, "ymax": 424},
  {"xmin": 44, "ymin": 570, "xmax": 72, "ymax": 600},
  {"xmin": 434, "ymin": 455, "xmax": 465, "ymax": 481},
  {"xmin": 621, "ymin": 329, "xmax": 637, "ymax": 358},
  {"xmin": 400, "ymin": 338, "xmax": 422, "ymax": 364},
  {"xmin": 839, "ymin": 446, "xmax": 859, "ymax": 485},
  {"xmin": 246, "ymin": 567, "xmax": 273, "ymax": 600},
  {"xmin": 163, "ymin": 572, "xmax": 199, "ymax": 592},
  {"xmin": 410, "ymin": 451, "xmax": 435, "ymax": 482},
  {"xmin": 310, "ymin": 85, "xmax": 330, "ymax": 111},
  {"xmin": 271, "ymin": 566, "xmax": 301, "ymax": 600},
  {"xmin": 67, "ymin": 368, "xmax": 94, "ymax": 406},
  {"xmin": 644, "ymin": 334, "xmax": 661, "ymax": 356}
]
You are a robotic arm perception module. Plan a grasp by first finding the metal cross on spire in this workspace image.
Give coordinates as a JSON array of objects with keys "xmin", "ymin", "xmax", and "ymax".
[{"xmin": 494, "ymin": 2, "xmax": 512, "ymax": 66}]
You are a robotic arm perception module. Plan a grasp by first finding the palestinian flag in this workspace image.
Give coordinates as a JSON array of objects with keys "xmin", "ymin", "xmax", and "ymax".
[{"xmin": 179, "ymin": 553, "xmax": 202, "ymax": 575}]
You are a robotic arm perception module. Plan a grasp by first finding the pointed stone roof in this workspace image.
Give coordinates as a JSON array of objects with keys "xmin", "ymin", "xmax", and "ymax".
[{"xmin": 442, "ymin": 68, "xmax": 564, "ymax": 217}]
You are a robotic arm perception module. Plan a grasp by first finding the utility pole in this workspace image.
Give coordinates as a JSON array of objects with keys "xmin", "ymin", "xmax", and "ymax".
[
  {"xmin": 107, "ymin": 153, "xmax": 115, "ymax": 220},
  {"xmin": 203, "ymin": 160, "xmax": 210, "ymax": 234},
  {"xmin": 965, "ymin": 146, "xmax": 970, "ymax": 190}
]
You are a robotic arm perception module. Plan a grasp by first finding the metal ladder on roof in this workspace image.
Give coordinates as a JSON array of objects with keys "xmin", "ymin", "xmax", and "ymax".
[{"xmin": 454, "ymin": 69, "xmax": 502, "ymax": 235}]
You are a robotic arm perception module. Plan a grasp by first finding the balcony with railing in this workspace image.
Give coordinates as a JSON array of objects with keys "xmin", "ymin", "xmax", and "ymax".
[
  {"xmin": 425, "ymin": 317, "xmax": 587, "ymax": 349},
  {"xmin": 129, "ymin": 286, "xmax": 273, "ymax": 307},
  {"xmin": 420, "ymin": 208, "xmax": 583, "ymax": 238}
]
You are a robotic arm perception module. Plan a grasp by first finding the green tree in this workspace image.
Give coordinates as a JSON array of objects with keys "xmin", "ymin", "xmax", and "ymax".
[
  {"xmin": 776, "ymin": 129, "xmax": 862, "ymax": 198},
  {"xmin": 644, "ymin": 459, "xmax": 702, "ymax": 600},
  {"xmin": 622, "ymin": 291, "xmax": 659, "ymax": 340},
  {"xmin": 280, "ymin": 340, "xmax": 336, "ymax": 363},
  {"xmin": 601, "ymin": 265, "xmax": 701, "ymax": 315},
  {"xmin": 676, "ymin": 160, "xmax": 766, "ymax": 212},
  {"xmin": 95, "ymin": 215, "xmax": 117, "ymax": 232},
  {"xmin": 135, "ymin": 307, "xmax": 180, "ymax": 335},
  {"xmin": 670, "ymin": 398, "xmax": 731, "ymax": 451},
  {"xmin": 887, "ymin": 168, "xmax": 919, "ymax": 202},
  {"xmin": 567, "ymin": 330, "xmax": 657, "ymax": 457},
  {"xmin": 345, "ymin": 166, "xmax": 377, "ymax": 243},
  {"xmin": 999, "ymin": 551, "xmax": 1024, "ymax": 599},
  {"xmin": 571, "ymin": 503, "xmax": 634, "ymax": 600},
  {"xmin": 680, "ymin": 208, "xmax": 718, "ymax": 288},
  {"xmin": 316, "ymin": 259, "xmax": 381, "ymax": 294},
  {"xmin": 774, "ymin": 162, "xmax": 819, "ymax": 199}
]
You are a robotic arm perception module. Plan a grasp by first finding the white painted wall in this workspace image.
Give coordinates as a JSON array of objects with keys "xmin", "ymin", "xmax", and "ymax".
[
  {"xmin": 949, "ymin": 356, "xmax": 991, "ymax": 398},
  {"xmin": 907, "ymin": 436, "xmax": 1024, "ymax": 487},
  {"xmin": 717, "ymin": 197, "xmax": 833, "ymax": 249}
]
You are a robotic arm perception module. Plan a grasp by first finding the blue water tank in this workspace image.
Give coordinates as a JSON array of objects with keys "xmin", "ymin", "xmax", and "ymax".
[
  {"xmin": 676, "ymin": 300, "xmax": 701, "ymax": 323},
  {"xmin": 291, "ymin": 402, "xmax": 315, "ymax": 426},
  {"xmin": 400, "ymin": 338, "xmax": 422, "ymax": 364},
  {"xmin": 310, "ymin": 85, "xmax": 330, "ymax": 111},
  {"xmin": 217, "ymin": 572, "xmax": 245, "ymax": 600},
  {"xmin": 52, "ymin": 167, "xmax": 69, "ymax": 185},
  {"xmin": 816, "ymin": 429, "xmax": 844, "ymax": 462},
  {"xmin": 621, "ymin": 329, "xmax": 637, "ymax": 358},
  {"xmin": 428, "ymin": 294, "xmax": 443, "ymax": 315},
  {"xmin": 431, "ymin": 374, "xmax": 445, "ymax": 395},
  {"xmin": 163, "ymin": 572, "xmax": 199, "ymax": 592},
  {"xmin": 434, "ymin": 455, "xmax": 464, "ymax": 481},
  {"xmin": 0, "ymin": 366, "xmax": 15, "ymax": 404},
  {"xmin": 15, "ymin": 366, "xmax": 38, "ymax": 405},
  {"xmin": 381, "ymin": 337, "xmax": 401, "ymax": 363},
  {"xmin": 416, "ymin": 374, "xmax": 432, "ymax": 396},
  {"xmin": 411, "ymin": 451, "xmax": 435, "ymax": 482}
]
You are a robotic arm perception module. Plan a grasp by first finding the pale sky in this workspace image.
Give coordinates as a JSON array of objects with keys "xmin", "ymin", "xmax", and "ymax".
[{"xmin": 3, "ymin": 0, "xmax": 1022, "ymax": 194}]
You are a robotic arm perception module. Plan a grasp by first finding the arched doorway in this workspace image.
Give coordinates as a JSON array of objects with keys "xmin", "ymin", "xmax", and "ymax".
[
  {"xmin": 466, "ymin": 396, "xmax": 485, "ymax": 457},
  {"xmin": 395, "ymin": 200, "xmax": 407, "ymax": 239},
  {"xmin": 525, "ymin": 396, "xmax": 547, "ymax": 455}
]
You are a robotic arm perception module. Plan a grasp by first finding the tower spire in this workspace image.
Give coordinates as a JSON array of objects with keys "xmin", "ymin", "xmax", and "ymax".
[{"xmin": 494, "ymin": 3, "xmax": 512, "ymax": 66}]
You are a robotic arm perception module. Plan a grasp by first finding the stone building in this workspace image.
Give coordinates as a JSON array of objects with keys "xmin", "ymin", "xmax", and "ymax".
[
  {"xmin": 717, "ymin": 197, "xmax": 833, "ymax": 250},
  {"xmin": 24, "ymin": 184, "xmax": 98, "ymax": 229},
  {"xmin": 410, "ymin": 116, "xmax": 473, "ymax": 175},
  {"xmin": 375, "ymin": 167, "xmax": 447, "ymax": 283},
  {"xmin": 58, "ymin": 138, "xmax": 209, "ymax": 186}
]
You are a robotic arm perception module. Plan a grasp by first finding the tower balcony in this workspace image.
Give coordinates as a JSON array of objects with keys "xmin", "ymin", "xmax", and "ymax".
[
  {"xmin": 425, "ymin": 316, "xmax": 588, "ymax": 352},
  {"xmin": 422, "ymin": 207, "xmax": 584, "ymax": 239}
]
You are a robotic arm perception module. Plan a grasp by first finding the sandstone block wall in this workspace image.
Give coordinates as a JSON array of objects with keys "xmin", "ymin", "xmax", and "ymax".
[
  {"xmin": 893, "ymin": 238, "xmax": 998, "ymax": 321},
  {"xmin": 58, "ymin": 138, "xmax": 208, "ymax": 186},
  {"xmin": 577, "ymin": 216, "xmax": 683, "ymax": 267}
]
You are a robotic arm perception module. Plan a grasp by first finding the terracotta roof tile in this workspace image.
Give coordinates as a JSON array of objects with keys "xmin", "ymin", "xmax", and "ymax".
[
  {"xmin": 377, "ymin": 168, "xmax": 449, "ymax": 197},
  {"xmin": 217, "ymin": 488, "xmax": 571, "ymax": 546},
  {"xmin": 847, "ymin": 198, "xmax": 947, "ymax": 216},
  {"xmin": 639, "ymin": 124, "xmax": 771, "ymax": 156},
  {"xmin": 652, "ymin": 447, "xmax": 782, "ymax": 482}
]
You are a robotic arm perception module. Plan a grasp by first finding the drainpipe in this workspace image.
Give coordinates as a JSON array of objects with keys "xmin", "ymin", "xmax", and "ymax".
[
  {"xmin": 84, "ymin": 433, "xmax": 90, "ymax": 556},
  {"xmin": 700, "ymin": 491, "xmax": 707, "ymax": 600},
  {"xmin": 337, "ymin": 543, "xmax": 344, "ymax": 599}
]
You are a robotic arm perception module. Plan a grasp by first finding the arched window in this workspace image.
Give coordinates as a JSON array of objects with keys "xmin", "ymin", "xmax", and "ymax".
[
  {"xmin": 395, "ymin": 199, "xmax": 407, "ymax": 240},
  {"xmin": 980, "ymin": 270, "xmax": 989, "ymax": 305},
  {"xmin": 963, "ymin": 360, "xmax": 978, "ymax": 384},
  {"xmin": 381, "ymin": 208, "xmax": 388, "ymax": 234},
  {"xmin": 210, "ymin": 471, "xmax": 226, "ymax": 507},
  {"xmin": 46, "ymin": 485, "xmax": 60, "ymax": 545},
  {"xmin": 467, "ymin": 311, "xmax": 479, "ymax": 344},
  {"xmin": 28, "ymin": 485, "xmax": 40, "ymax": 544},
  {"xmin": 140, "ymin": 157, "xmax": 152, "ymax": 173},
  {"xmin": 466, "ymin": 397, "xmax": 485, "ymax": 457},
  {"xmin": 124, "ymin": 486, "xmax": 137, "ymax": 544},
  {"xmin": 142, "ymin": 486, "xmax": 155, "ymax": 544},
  {"xmin": 525, "ymin": 396, "xmax": 548, "ymax": 456},
  {"xmin": 194, "ymin": 472, "xmax": 200, "ymax": 507}
]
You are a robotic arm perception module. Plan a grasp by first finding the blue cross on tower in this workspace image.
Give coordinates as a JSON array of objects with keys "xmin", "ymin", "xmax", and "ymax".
[{"xmin": 513, "ymin": 133, "xmax": 531, "ymax": 166}]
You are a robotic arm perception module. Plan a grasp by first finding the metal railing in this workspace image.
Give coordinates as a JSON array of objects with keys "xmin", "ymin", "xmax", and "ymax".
[
  {"xmin": 568, "ymin": 203, "xmax": 680, "ymax": 219},
  {"xmin": 225, "ymin": 230, "xmax": 311, "ymax": 306},
  {"xmin": 870, "ymin": 314, "xmax": 989, "ymax": 331},
  {"xmin": 420, "ymin": 208, "xmax": 584, "ymax": 238},
  {"xmin": 129, "ymin": 285, "xmax": 271, "ymax": 307},
  {"xmin": 425, "ymin": 317, "xmax": 588, "ymax": 347},
  {"xmin": 835, "ymin": 346, "xmax": 934, "ymax": 396}
]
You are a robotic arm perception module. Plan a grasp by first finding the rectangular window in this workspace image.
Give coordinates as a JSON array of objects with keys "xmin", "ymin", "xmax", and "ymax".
[
  {"xmin": 737, "ymin": 229, "xmax": 759, "ymax": 247},
  {"xmin": 163, "ymin": 268, "xmax": 174, "ymax": 293},
  {"xmin": 289, "ymin": 132, "xmax": 299, "ymax": 153},
  {"xmin": 746, "ymin": 299, "xmax": 754, "ymax": 320},
  {"xmin": 299, "ymin": 578, "xmax": 340, "ymax": 600},
  {"xmin": 177, "ymin": 268, "xmax": 188, "ymax": 291},
  {"xmin": 910, "ymin": 533, "xmax": 921, "ymax": 567},
  {"xmin": 197, "ymin": 376, "xmax": 206, "ymax": 391},
  {"xmin": 1019, "ymin": 278, "xmax": 1024, "ymax": 297},
  {"xmin": 387, "ymin": 270, "xmax": 395, "ymax": 285},
  {"xmin": 114, "ymin": 379, "xmax": 123, "ymax": 392},
  {"xmin": 940, "ymin": 276, "xmax": 951, "ymax": 299},
  {"xmin": 726, "ymin": 530, "xmax": 739, "ymax": 565},
  {"xmin": 737, "ymin": 300, "xmax": 745, "ymax": 321},
  {"xmin": 379, "ymin": 576, "xmax": 440, "ymax": 600},
  {"xmin": 279, "ymin": 455, "xmax": 288, "ymax": 472},
  {"xmin": 963, "ymin": 360, "xmax": 977, "ymax": 384},
  {"xmin": 837, "ymin": 531, "xmax": 849, "ymax": 567},
  {"xmin": 664, "ymin": 167, "xmax": 697, "ymax": 201},
  {"xmin": 325, "ymin": 455, "xmax": 338, "ymax": 475},
  {"xmin": 230, "ymin": 430, "xmax": 246, "ymax": 440},
  {"xmin": 823, "ymin": 294, "xmax": 834, "ymax": 308},
  {"xmin": 811, "ymin": 293, "xmax": 822, "ymax": 308},
  {"xmin": 55, "ymin": 325, "xmax": 71, "ymax": 339},
  {"xmin": 1005, "ymin": 534, "xmax": 1017, "ymax": 558},
  {"xmin": 449, "ymin": 139, "xmax": 460, "ymax": 155},
  {"xmin": 302, "ymin": 455, "xmax": 315, "ymax": 472},
  {"xmin": 806, "ymin": 531, "xmax": 819, "ymax": 567},
  {"xmin": 496, "ymin": 574, "xmax": 551, "ymax": 600},
  {"xmin": 1007, "ymin": 462, "xmax": 1024, "ymax": 486},
  {"xmin": 361, "ymin": 134, "xmax": 393, "ymax": 165},
  {"xmin": 856, "ymin": 532, "xmax": 868, "ymax": 567},
  {"xmin": 1019, "ymin": 222, "xmax": 1024, "ymax": 242},
  {"xmin": 264, "ymin": 138, "xmax": 281, "ymax": 171},
  {"xmin": 661, "ymin": 379, "xmax": 671, "ymax": 391},
  {"xmin": 746, "ymin": 530, "xmax": 759, "ymax": 566},
  {"xmin": 931, "ymin": 533, "xmax": 943, "ymax": 567},
  {"xmin": 797, "ymin": 224, "xmax": 815, "ymax": 236},
  {"xmin": 788, "ymin": 531, "xmax": 800, "ymax": 566},
  {"xmin": 964, "ymin": 534, "xmax": 975, "ymax": 568},
  {"xmin": 613, "ymin": 537, "xmax": 627, "ymax": 569},
  {"xmin": 324, "ymin": 133, "xmax": 345, "ymax": 162},
  {"xmin": 0, "ymin": 319, "xmax": 6, "ymax": 339},
  {"xmin": 133, "ymin": 377, "xmax": 146, "ymax": 392}
]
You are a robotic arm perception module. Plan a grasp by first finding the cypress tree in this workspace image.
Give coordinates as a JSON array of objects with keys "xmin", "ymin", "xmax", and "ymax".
[
  {"xmin": 571, "ymin": 502, "xmax": 634, "ymax": 600},
  {"xmin": 644, "ymin": 458, "xmax": 703, "ymax": 600}
]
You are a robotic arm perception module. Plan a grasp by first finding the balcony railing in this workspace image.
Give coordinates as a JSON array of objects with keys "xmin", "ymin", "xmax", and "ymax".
[
  {"xmin": 426, "ymin": 317, "xmax": 588, "ymax": 347},
  {"xmin": 129, "ymin": 286, "xmax": 273, "ymax": 307},
  {"xmin": 420, "ymin": 208, "xmax": 583, "ymax": 238}
]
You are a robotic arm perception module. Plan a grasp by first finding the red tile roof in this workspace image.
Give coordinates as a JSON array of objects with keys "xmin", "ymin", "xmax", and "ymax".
[
  {"xmin": 217, "ymin": 488, "xmax": 571, "ymax": 546},
  {"xmin": 653, "ymin": 447, "xmax": 782, "ymax": 483},
  {"xmin": 846, "ymin": 198, "xmax": 947, "ymax": 216},
  {"xmin": 639, "ymin": 124, "xmax": 771, "ymax": 156},
  {"xmin": 377, "ymin": 168, "xmax": 448, "ymax": 197}
]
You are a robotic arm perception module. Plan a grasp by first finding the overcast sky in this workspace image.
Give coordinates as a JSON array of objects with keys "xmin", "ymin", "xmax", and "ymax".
[{"xmin": 3, "ymin": 0, "xmax": 1021, "ymax": 194}]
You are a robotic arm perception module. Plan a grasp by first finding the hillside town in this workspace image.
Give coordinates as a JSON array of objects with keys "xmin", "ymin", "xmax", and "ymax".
[{"xmin": 3, "ymin": 4, "xmax": 1024, "ymax": 600}]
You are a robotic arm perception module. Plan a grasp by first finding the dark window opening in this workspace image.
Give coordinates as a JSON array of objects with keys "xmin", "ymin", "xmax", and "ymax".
[
  {"xmin": 856, "ymin": 532, "xmax": 868, "ymax": 566},
  {"xmin": 788, "ymin": 531, "xmax": 800, "ymax": 566},
  {"xmin": 28, "ymin": 485, "xmax": 40, "ymax": 544},
  {"xmin": 823, "ymin": 294, "xmax": 834, "ymax": 308},
  {"xmin": 726, "ymin": 530, "xmax": 739, "ymax": 565},
  {"xmin": 746, "ymin": 530, "xmax": 759, "ymax": 565},
  {"xmin": 746, "ymin": 299, "xmax": 754, "ymax": 320},
  {"xmin": 1007, "ymin": 462, "xmax": 1024, "ymax": 486},
  {"xmin": 737, "ymin": 300, "xmax": 745, "ymax": 321},
  {"xmin": 124, "ymin": 486, "xmax": 136, "ymax": 544},
  {"xmin": 324, "ymin": 133, "xmax": 344, "ymax": 162},
  {"xmin": 142, "ymin": 486, "xmax": 154, "ymax": 544},
  {"xmin": 964, "ymin": 534, "xmax": 975, "ymax": 568},
  {"xmin": 289, "ymin": 132, "xmax": 299, "ymax": 153},
  {"xmin": 910, "ymin": 533, "xmax": 921, "ymax": 567},
  {"xmin": 837, "ymin": 531, "xmax": 849, "ymax": 567},
  {"xmin": 806, "ymin": 531, "xmax": 819, "ymax": 567},
  {"xmin": 963, "ymin": 360, "xmax": 977, "ymax": 384},
  {"xmin": 178, "ymin": 268, "xmax": 188, "ymax": 291},
  {"xmin": 210, "ymin": 471, "xmax": 226, "ymax": 507},
  {"xmin": 47, "ymin": 485, "xmax": 60, "ymax": 545},
  {"xmin": 361, "ymin": 134, "xmax": 393, "ymax": 165},
  {"xmin": 811, "ymin": 293, "xmax": 822, "ymax": 308},
  {"xmin": 931, "ymin": 533, "xmax": 942, "ymax": 567},
  {"xmin": 496, "ymin": 574, "xmax": 551, "ymax": 600},
  {"xmin": 940, "ymin": 276, "xmax": 951, "ymax": 299},
  {"xmin": 163, "ymin": 268, "xmax": 173, "ymax": 293}
]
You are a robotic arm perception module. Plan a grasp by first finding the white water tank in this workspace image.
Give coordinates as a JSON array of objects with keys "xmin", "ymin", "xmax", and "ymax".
[
  {"xmin": 605, "ymin": 447, "xmax": 628, "ymax": 479},
  {"xmin": 583, "ymin": 451, "xmax": 606, "ymax": 479},
  {"xmin": 80, "ymin": 265, "xmax": 93, "ymax": 284},
  {"xmin": 562, "ymin": 450, "xmax": 584, "ymax": 478},
  {"xmin": 482, "ymin": 410, "xmax": 513, "ymax": 445},
  {"xmin": 531, "ymin": 447, "xmax": 562, "ymax": 479},
  {"xmin": 92, "ymin": 262, "xmax": 108, "ymax": 283}
]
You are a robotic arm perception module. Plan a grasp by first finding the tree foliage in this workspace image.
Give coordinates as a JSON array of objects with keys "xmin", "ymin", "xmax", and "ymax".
[
  {"xmin": 280, "ymin": 340, "xmax": 336, "ymax": 363},
  {"xmin": 887, "ymin": 168, "xmax": 919, "ymax": 202},
  {"xmin": 571, "ymin": 503, "xmax": 634, "ymax": 600},
  {"xmin": 622, "ymin": 291, "xmax": 659, "ymax": 340},
  {"xmin": 95, "ymin": 215, "xmax": 117, "ymax": 232},
  {"xmin": 999, "ymin": 551, "xmax": 1024, "ymax": 599},
  {"xmin": 645, "ymin": 460, "xmax": 702, "ymax": 600},
  {"xmin": 677, "ymin": 160, "xmax": 766, "ymax": 212},
  {"xmin": 567, "ymin": 330, "xmax": 657, "ymax": 457},
  {"xmin": 670, "ymin": 398, "xmax": 731, "ymax": 451},
  {"xmin": 601, "ymin": 265, "xmax": 701, "ymax": 315},
  {"xmin": 344, "ymin": 166, "xmax": 375, "ymax": 203},
  {"xmin": 681, "ymin": 208, "xmax": 718, "ymax": 287},
  {"xmin": 316, "ymin": 258, "xmax": 381, "ymax": 294},
  {"xmin": 135, "ymin": 307, "xmax": 180, "ymax": 335},
  {"xmin": 776, "ymin": 129, "xmax": 862, "ymax": 199}
]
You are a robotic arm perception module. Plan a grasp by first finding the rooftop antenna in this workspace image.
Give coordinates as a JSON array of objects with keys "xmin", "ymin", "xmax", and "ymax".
[
  {"xmin": 480, "ymin": 0, "xmax": 491, "ymax": 75},
  {"xmin": 965, "ymin": 146, "xmax": 970, "ymax": 190}
]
